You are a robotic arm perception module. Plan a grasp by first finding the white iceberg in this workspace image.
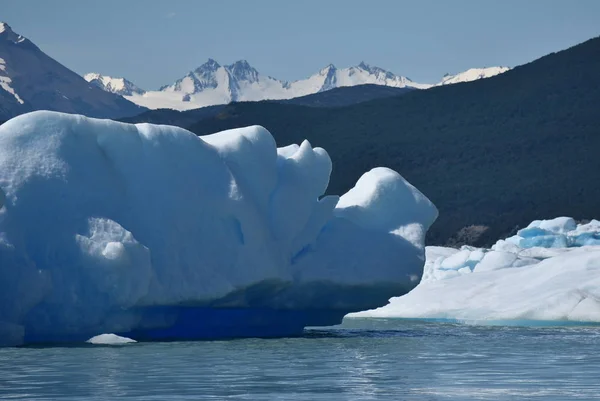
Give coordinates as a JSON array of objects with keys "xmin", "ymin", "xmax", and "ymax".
[
  {"xmin": 87, "ymin": 333, "xmax": 136, "ymax": 345},
  {"xmin": 0, "ymin": 111, "xmax": 437, "ymax": 346},
  {"xmin": 352, "ymin": 217, "xmax": 600, "ymax": 323},
  {"xmin": 503, "ymin": 217, "xmax": 600, "ymax": 248}
]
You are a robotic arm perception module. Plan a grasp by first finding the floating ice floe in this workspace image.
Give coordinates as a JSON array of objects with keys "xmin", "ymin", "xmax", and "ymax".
[
  {"xmin": 352, "ymin": 217, "xmax": 600, "ymax": 323},
  {"xmin": 87, "ymin": 333, "xmax": 137, "ymax": 345}
]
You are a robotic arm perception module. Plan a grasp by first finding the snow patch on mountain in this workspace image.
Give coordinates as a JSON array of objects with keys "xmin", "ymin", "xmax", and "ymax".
[
  {"xmin": 0, "ymin": 57, "xmax": 24, "ymax": 104},
  {"xmin": 438, "ymin": 67, "xmax": 509, "ymax": 86},
  {"xmin": 0, "ymin": 25, "xmax": 27, "ymax": 106}
]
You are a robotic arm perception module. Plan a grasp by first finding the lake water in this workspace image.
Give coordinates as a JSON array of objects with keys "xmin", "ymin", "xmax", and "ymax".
[{"xmin": 1, "ymin": 318, "xmax": 600, "ymax": 400}]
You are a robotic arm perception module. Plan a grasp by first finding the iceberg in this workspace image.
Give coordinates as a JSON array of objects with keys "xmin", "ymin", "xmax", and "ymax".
[
  {"xmin": 86, "ymin": 333, "xmax": 136, "ymax": 345},
  {"xmin": 0, "ymin": 111, "xmax": 437, "ymax": 346},
  {"xmin": 352, "ymin": 217, "xmax": 600, "ymax": 323}
]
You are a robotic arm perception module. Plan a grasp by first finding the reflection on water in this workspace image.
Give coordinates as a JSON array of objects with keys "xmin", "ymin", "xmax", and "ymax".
[{"xmin": 1, "ymin": 319, "xmax": 600, "ymax": 400}]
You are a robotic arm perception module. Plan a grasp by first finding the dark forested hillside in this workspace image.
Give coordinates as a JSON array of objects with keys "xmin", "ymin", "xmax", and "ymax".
[
  {"xmin": 275, "ymin": 84, "xmax": 414, "ymax": 107},
  {"xmin": 138, "ymin": 37, "xmax": 600, "ymax": 246},
  {"xmin": 121, "ymin": 104, "xmax": 226, "ymax": 126}
]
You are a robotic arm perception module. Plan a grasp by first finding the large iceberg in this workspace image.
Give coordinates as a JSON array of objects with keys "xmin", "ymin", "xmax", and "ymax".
[
  {"xmin": 353, "ymin": 217, "xmax": 600, "ymax": 323},
  {"xmin": 0, "ymin": 111, "xmax": 437, "ymax": 346}
]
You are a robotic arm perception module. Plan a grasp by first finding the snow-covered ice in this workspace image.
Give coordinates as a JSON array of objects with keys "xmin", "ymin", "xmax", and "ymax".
[
  {"xmin": 352, "ymin": 217, "xmax": 600, "ymax": 323},
  {"xmin": 87, "ymin": 333, "xmax": 136, "ymax": 345},
  {"xmin": 502, "ymin": 217, "xmax": 600, "ymax": 248},
  {"xmin": 0, "ymin": 111, "xmax": 437, "ymax": 346}
]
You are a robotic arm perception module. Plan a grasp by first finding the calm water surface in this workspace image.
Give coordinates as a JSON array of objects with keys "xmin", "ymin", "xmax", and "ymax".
[{"xmin": 1, "ymin": 319, "xmax": 600, "ymax": 400}]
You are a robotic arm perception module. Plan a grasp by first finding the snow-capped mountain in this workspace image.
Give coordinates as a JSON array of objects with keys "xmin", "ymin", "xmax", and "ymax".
[
  {"xmin": 0, "ymin": 22, "xmax": 145, "ymax": 121},
  {"xmin": 90, "ymin": 60, "xmax": 511, "ymax": 111},
  {"xmin": 99, "ymin": 59, "xmax": 432, "ymax": 111},
  {"xmin": 84, "ymin": 73, "xmax": 145, "ymax": 96},
  {"xmin": 437, "ymin": 67, "xmax": 510, "ymax": 86}
]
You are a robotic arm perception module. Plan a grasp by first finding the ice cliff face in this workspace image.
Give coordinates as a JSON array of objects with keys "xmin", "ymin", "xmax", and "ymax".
[{"xmin": 0, "ymin": 111, "xmax": 437, "ymax": 346}]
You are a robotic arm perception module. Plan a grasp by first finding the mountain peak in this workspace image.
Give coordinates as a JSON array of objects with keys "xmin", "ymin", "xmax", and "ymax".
[
  {"xmin": 0, "ymin": 22, "xmax": 29, "ymax": 45},
  {"xmin": 0, "ymin": 23, "xmax": 145, "ymax": 120},
  {"xmin": 356, "ymin": 62, "xmax": 387, "ymax": 75},
  {"xmin": 196, "ymin": 58, "xmax": 221, "ymax": 71},
  {"xmin": 84, "ymin": 72, "xmax": 101, "ymax": 81},
  {"xmin": 228, "ymin": 59, "xmax": 251, "ymax": 68},
  {"xmin": 226, "ymin": 59, "xmax": 256, "ymax": 73},
  {"xmin": 319, "ymin": 64, "xmax": 336, "ymax": 74},
  {"xmin": 226, "ymin": 60, "xmax": 259, "ymax": 84},
  {"xmin": 84, "ymin": 72, "xmax": 145, "ymax": 96},
  {"xmin": 0, "ymin": 22, "xmax": 11, "ymax": 34}
]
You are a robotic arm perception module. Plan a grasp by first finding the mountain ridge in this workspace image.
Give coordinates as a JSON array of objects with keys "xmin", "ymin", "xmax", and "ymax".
[{"xmin": 87, "ymin": 60, "xmax": 508, "ymax": 111}]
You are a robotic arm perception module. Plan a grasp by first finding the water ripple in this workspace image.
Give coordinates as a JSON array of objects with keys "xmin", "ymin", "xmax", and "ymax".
[{"xmin": 1, "ymin": 320, "xmax": 600, "ymax": 400}]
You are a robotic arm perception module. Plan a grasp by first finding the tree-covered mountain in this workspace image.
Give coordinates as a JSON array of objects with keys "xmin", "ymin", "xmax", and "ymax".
[
  {"xmin": 121, "ymin": 104, "xmax": 226, "ymax": 126},
  {"xmin": 275, "ymin": 84, "xmax": 414, "ymax": 107}
]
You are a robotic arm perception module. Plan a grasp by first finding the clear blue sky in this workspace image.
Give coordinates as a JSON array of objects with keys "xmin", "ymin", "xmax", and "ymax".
[{"xmin": 3, "ymin": 0, "xmax": 600, "ymax": 89}]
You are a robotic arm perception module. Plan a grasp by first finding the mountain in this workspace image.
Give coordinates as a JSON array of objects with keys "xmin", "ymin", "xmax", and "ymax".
[
  {"xmin": 437, "ymin": 66, "xmax": 510, "ymax": 85},
  {"xmin": 0, "ymin": 22, "xmax": 146, "ymax": 120},
  {"xmin": 94, "ymin": 59, "xmax": 430, "ymax": 111},
  {"xmin": 92, "ymin": 61, "xmax": 509, "ymax": 112},
  {"xmin": 84, "ymin": 72, "xmax": 145, "ymax": 96},
  {"xmin": 132, "ymin": 36, "xmax": 599, "ymax": 247}
]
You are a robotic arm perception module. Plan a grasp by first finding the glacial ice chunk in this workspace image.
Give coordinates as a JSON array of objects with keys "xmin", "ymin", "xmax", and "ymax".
[
  {"xmin": 87, "ymin": 333, "xmax": 137, "ymax": 345},
  {"xmin": 352, "ymin": 217, "xmax": 600, "ymax": 323},
  {"xmin": 0, "ymin": 111, "xmax": 437, "ymax": 346}
]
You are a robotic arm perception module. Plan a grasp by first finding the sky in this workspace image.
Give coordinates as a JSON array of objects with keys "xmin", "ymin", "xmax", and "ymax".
[{"xmin": 3, "ymin": 0, "xmax": 600, "ymax": 89}]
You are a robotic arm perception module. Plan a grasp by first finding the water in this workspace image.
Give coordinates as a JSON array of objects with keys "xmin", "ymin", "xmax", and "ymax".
[{"xmin": 1, "ymin": 318, "xmax": 600, "ymax": 400}]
